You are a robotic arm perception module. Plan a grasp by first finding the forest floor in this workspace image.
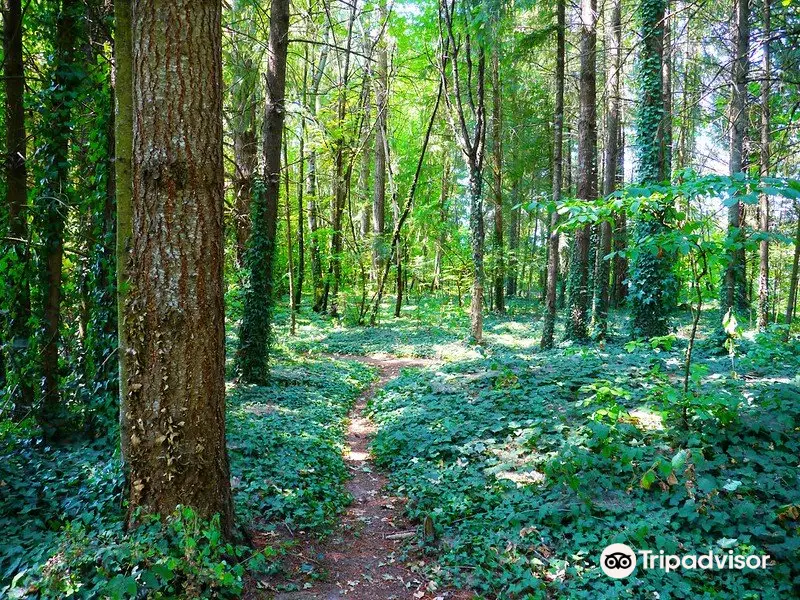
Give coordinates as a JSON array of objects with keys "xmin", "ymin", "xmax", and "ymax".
[
  {"xmin": 2, "ymin": 297, "xmax": 799, "ymax": 600},
  {"xmin": 248, "ymin": 354, "xmax": 471, "ymax": 600}
]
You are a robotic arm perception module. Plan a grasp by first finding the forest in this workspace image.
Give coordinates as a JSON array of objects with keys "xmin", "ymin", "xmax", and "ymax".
[{"xmin": 1, "ymin": 0, "xmax": 800, "ymax": 597}]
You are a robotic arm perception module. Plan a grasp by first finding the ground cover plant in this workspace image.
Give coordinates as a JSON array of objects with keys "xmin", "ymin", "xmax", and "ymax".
[
  {"xmin": 0, "ymin": 353, "xmax": 373, "ymax": 598},
  {"xmin": 3, "ymin": 0, "xmax": 800, "ymax": 597},
  {"xmin": 368, "ymin": 312, "xmax": 800, "ymax": 599}
]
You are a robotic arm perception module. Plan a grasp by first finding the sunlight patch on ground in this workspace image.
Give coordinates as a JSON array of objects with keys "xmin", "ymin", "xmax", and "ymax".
[
  {"xmin": 495, "ymin": 470, "xmax": 546, "ymax": 486},
  {"xmin": 626, "ymin": 407, "xmax": 664, "ymax": 431},
  {"xmin": 345, "ymin": 450, "xmax": 369, "ymax": 462},
  {"xmin": 432, "ymin": 342, "xmax": 480, "ymax": 361}
]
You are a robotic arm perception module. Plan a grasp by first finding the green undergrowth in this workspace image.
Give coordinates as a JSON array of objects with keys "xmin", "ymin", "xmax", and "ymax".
[
  {"xmin": 368, "ymin": 333, "xmax": 800, "ymax": 599},
  {"xmin": 228, "ymin": 355, "xmax": 375, "ymax": 532},
  {"xmin": 0, "ymin": 354, "xmax": 374, "ymax": 598}
]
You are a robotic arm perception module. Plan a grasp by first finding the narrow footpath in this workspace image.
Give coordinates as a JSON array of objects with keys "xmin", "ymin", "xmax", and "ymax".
[{"xmin": 252, "ymin": 355, "xmax": 471, "ymax": 600}]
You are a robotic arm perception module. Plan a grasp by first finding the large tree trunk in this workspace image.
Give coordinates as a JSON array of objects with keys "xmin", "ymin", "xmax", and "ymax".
[
  {"xmin": 630, "ymin": 0, "xmax": 672, "ymax": 338},
  {"xmin": 124, "ymin": 0, "xmax": 233, "ymax": 534},
  {"xmin": 238, "ymin": 0, "xmax": 291, "ymax": 382},
  {"xmin": 541, "ymin": 0, "xmax": 565, "ymax": 349},
  {"xmin": 3, "ymin": 0, "xmax": 34, "ymax": 417},
  {"xmin": 757, "ymin": 0, "xmax": 771, "ymax": 330},
  {"xmin": 593, "ymin": 0, "xmax": 622, "ymax": 338},
  {"xmin": 116, "ymin": 0, "xmax": 133, "ymax": 453},
  {"xmin": 724, "ymin": 0, "xmax": 750, "ymax": 314},
  {"xmin": 39, "ymin": 0, "xmax": 82, "ymax": 439},
  {"xmin": 491, "ymin": 43, "xmax": 505, "ymax": 313},
  {"xmin": 565, "ymin": 0, "xmax": 597, "ymax": 342}
]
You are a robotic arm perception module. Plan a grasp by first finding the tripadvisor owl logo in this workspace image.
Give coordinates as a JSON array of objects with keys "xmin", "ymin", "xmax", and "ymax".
[
  {"xmin": 600, "ymin": 543, "xmax": 637, "ymax": 578},
  {"xmin": 599, "ymin": 542, "xmax": 772, "ymax": 579}
]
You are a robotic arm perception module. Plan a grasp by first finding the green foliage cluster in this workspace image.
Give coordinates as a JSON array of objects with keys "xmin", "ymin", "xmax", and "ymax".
[
  {"xmin": 237, "ymin": 179, "xmax": 275, "ymax": 385},
  {"xmin": 368, "ymin": 328, "xmax": 800, "ymax": 598},
  {"xmin": 229, "ymin": 355, "xmax": 375, "ymax": 532},
  {"xmin": 0, "ymin": 352, "xmax": 373, "ymax": 598}
]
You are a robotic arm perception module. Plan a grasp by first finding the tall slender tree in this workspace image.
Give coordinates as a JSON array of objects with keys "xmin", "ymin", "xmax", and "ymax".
[
  {"xmin": 38, "ymin": 0, "xmax": 82, "ymax": 438},
  {"xmin": 238, "ymin": 0, "xmax": 291, "ymax": 383},
  {"xmin": 724, "ymin": 0, "xmax": 750, "ymax": 314},
  {"xmin": 3, "ymin": 0, "xmax": 34, "ymax": 417},
  {"xmin": 541, "ymin": 0, "xmax": 565, "ymax": 349},
  {"xmin": 491, "ymin": 32, "xmax": 505, "ymax": 313},
  {"xmin": 373, "ymin": 0, "xmax": 389, "ymax": 285},
  {"xmin": 757, "ymin": 0, "xmax": 771, "ymax": 330},
  {"xmin": 565, "ymin": 0, "xmax": 598, "ymax": 342},
  {"xmin": 592, "ymin": 0, "xmax": 622, "ymax": 338},
  {"xmin": 123, "ymin": 0, "xmax": 233, "ymax": 534},
  {"xmin": 440, "ymin": 0, "xmax": 488, "ymax": 343},
  {"xmin": 629, "ymin": 0, "xmax": 673, "ymax": 339}
]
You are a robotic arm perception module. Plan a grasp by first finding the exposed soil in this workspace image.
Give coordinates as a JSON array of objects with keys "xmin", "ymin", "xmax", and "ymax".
[{"xmin": 246, "ymin": 354, "xmax": 473, "ymax": 600}]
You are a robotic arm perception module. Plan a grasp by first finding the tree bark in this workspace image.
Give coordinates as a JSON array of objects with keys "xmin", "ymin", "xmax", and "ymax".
[
  {"xmin": 116, "ymin": 0, "xmax": 134, "ymax": 457},
  {"xmin": 39, "ymin": 0, "xmax": 82, "ymax": 438},
  {"xmin": 757, "ymin": 0, "xmax": 771, "ymax": 330},
  {"xmin": 611, "ymin": 125, "xmax": 627, "ymax": 306},
  {"xmin": 491, "ymin": 42, "xmax": 505, "ymax": 313},
  {"xmin": 373, "ymin": 0, "xmax": 389, "ymax": 284},
  {"xmin": 541, "ymin": 0, "xmax": 565, "ymax": 349},
  {"xmin": 125, "ymin": 0, "xmax": 233, "ymax": 534},
  {"xmin": 593, "ymin": 0, "xmax": 622, "ymax": 338},
  {"xmin": 565, "ymin": 0, "xmax": 598, "ymax": 342},
  {"xmin": 630, "ymin": 0, "xmax": 672, "ymax": 338},
  {"xmin": 238, "ymin": 0, "xmax": 291, "ymax": 381},
  {"xmin": 3, "ymin": 0, "xmax": 34, "ymax": 416},
  {"xmin": 725, "ymin": 0, "xmax": 750, "ymax": 314}
]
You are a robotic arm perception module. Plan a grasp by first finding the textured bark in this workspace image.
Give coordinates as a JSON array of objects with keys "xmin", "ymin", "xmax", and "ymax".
[
  {"xmin": 373, "ymin": 0, "xmax": 389, "ymax": 283},
  {"xmin": 611, "ymin": 126, "xmax": 627, "ymax": 306},
  {"xmin": 440, "ymin": 0, "xmax": 487, "ymax": 343},
  {"xmin": 116, "ymin": 0, "xmax": 133, "ymax": 453},
  {"xmin": 491, "ymin": 43, "xmax": 505, "ymax": 313},
  {"xmin": 662, "ymin": 3, "xmax": 673, "ymax": 178},
  {"xmin": 3, "ymin": 0, "xmax": 34, "ymax": 416},
  {"xmin": 593, "ymin": 0, "xmax": 622, "ymax": 338},
  {"xmin": 125, "ymin": 0, "xmax": 233, "ymax": 534},
  {"xmin": 39, "ymin": 0, "xmax": 81, "ymax": 438},
  {"xmin": 630, "ymin": 0, "xmax": 672, "ymax": 339},
  {"xmin": 724, "ymin": 0, "xmax": 750, "ymax": 314},
  {"xmin": 308, "ymin": 44, "xmax": 328, "ymax": 310},
  {"xmin": 757, "ymin": 0, "xmax": 771, "ymax": 330},
  {"xmin": 565, "ymin": 0, "xmax": 597, "ymax": 342},
  {"xmin": 541, "ymin": 0, "xmax": 565, "ymax": 349},
  {"xmin": 231, "ymin": 61, "xmax": 258, "ymax": 269}
]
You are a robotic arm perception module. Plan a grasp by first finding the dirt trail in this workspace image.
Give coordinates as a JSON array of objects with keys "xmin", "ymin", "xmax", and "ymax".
[{"xmin": 250, "ymin": 354, "xmax": 471, "ymax": 600}]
